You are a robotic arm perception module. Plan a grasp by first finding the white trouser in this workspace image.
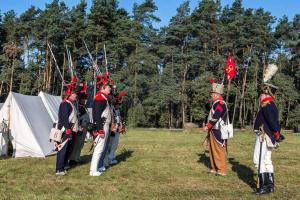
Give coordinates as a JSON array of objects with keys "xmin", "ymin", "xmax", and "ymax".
[
  {"xmin": 87, "ymin": 108, "xmax": 93, "ymax": 122},
  {"xmin": 253, "ymin": 135, "xmax": 274, "ymax": 173},
  {"xmin": 90, "ymin": 123, "xmax": 110, "ymax": 173},
  {"xmin": 108, "ymin": 132, "xmax": 120, "ymax": 161}
]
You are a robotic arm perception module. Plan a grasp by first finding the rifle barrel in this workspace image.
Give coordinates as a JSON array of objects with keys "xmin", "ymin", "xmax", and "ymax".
[
  {"xmin": 47, "ymin": 43, "xmax": 65, "ymax": 85},
  {"xmin": 82, "ymin": 39, "xmax": 102, "ymax": 75},
  {"xmin": 103, "ymin": 44, "xmax": 108, "ymax": 73}
]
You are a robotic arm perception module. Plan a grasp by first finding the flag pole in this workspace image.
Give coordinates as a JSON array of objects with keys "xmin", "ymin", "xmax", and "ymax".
[
  {"xmin": 226, "ymin": 79, "xmax": 231, "ymax": 102},
  {"xmin": 222, "ymin": 73, "xmax": 226, "ymax": 84}
]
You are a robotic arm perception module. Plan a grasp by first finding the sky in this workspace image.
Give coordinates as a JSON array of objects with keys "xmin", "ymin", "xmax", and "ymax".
[{"xmin": 0, "ymin": 0, "xmax": 299, "ymax": 28}]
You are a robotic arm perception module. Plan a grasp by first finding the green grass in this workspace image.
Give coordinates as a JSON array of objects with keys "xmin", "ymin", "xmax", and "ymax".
[{"xmin": 0, "ymin": 129, "xmax": 300, "ymax": 200}]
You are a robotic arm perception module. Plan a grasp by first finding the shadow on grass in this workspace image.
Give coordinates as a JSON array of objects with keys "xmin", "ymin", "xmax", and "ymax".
[
  {"xmin": 229, "ymin": 157, "xmax": 256, "ymax": 191},
  {"xmin": 71, "ymin": 149, "xmax": 134, "ymax": 170},
  {"xmin": 105, "ymin": 149, "xmax": 134, "ymax": 169},
  {"xmin": 115, "ymin": 149, "xmax": 134, "ymax": 163},
  {"xmin": 197, "ymin": 150, "xmax": 210, "ymax": 169},
  {"xmin": 79, "ymin": 154, "xmax": 93, "ymax": 165},
  {"xmin": 0, "ymin": 155, "xmax": 11, "ymax": 160}
]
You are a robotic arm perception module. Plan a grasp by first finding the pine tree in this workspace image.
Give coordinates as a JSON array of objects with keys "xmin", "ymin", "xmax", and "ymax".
[
  {"xmin": 0, "ymin": 0, "xmax": 299, "ymax": 129},
  {"xmin": 126, "ymin": 0, "xmax": 160, "ymax": 127}
]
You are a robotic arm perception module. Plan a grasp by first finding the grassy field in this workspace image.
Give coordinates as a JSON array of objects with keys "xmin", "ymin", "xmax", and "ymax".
[{"xmin": 0, "ymin": 129, "xmax": 300, "ymax": 200}]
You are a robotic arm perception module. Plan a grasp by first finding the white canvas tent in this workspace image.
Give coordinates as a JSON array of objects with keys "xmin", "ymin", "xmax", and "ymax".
[
  {"xmin": 39, "ymin": 91, "xmax": 61, "ymax": 122},
  {"xmin": 0, "ymin": 92, "xmax": 61, "ymax": 157}
]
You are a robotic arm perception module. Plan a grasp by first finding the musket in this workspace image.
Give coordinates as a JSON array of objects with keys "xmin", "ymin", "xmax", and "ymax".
[
  {"xmin": 257, "ymin": 126, "xmax": 265, "ymax": 190},
  {"xmin": 82, "ymin": 39, "xmax": 102, "ymax": 75},
  {"xmin": 103, "ymin": 43, "xmax": 108, "ymax": 73},
  {"xmin": 65, "ymin": 45, "xmax": 75, "ymax": 78},
  {"xmin": 47, "ymin": 42, "xmax": 65, "ymax": 85},
  {"xmin": 89, "ymin": 134, "xmax": 101, "ymax": 153}
]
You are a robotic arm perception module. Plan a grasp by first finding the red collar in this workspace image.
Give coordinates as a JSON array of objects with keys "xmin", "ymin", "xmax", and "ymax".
[
  {"xmin": 95, "ymin": 92, "xmax": 107, "ymax": 101},
  {"xmin": 261, "ymin": 96, "xmax": 274, "ymax": 104}
]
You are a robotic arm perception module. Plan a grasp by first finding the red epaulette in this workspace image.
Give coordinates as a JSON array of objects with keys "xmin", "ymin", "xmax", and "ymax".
[
  {"xmin": 95, "ymin": 93, "xmax": 106, "ymax": 101},
  {"xmin": 214, "ymin": 100, "xmax": 224, "ymax": 113}
]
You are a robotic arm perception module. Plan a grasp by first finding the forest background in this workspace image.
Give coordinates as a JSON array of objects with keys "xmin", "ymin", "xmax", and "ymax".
[{"xmin": 0, "ymin": 0, "xmax": 299, "ymax": 130}]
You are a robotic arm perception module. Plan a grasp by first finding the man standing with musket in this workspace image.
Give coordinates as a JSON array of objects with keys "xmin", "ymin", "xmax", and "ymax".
[
  {"xmin": 203, "ymin": 80, "xmax": 228, "ymax": 176},
  {"xmin": 89, "ymin": 78, "xmax": 112, "ymax": 176},
  {"xmin": 253, "ymin": 64, "xmax": 285, "ymax": 195},
  {"xmin": 105, "ymin": 89, "xmax": 126, "ymax": 166},
  {"xmin": 68, "ymin": 84, "xmax": 89, "ymax": 166},
  {"xmin": 55, "ymin": 83, "xmax": 79, "ymax": 176}
]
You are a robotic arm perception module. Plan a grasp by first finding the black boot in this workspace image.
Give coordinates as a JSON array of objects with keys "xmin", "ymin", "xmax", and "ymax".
[
  {"xmin": 266, "ymin": 173, "xmax": 275, "ymax": 193},
  {"xmin": 256, "ymin": 173, "xmax": 271, "ymax": 195}
]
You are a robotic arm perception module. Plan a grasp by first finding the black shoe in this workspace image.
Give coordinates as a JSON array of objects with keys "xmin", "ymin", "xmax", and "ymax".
[
  {"xmin": 256, "ymin": 173, "xmax": 271, "ymax": 195},
  {"xmin": 266, "ymin": 173, "xmax": 275, "ymax": 193}
]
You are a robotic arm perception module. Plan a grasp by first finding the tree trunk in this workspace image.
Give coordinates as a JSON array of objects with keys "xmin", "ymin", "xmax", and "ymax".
[
  {"xmin": 242, "ymin": 99, "xmax": 246, "ymax": 127},
  {"xmin": 168, "ymin": 102, "xmax": 171, "ymax": 129},
  {"xmin": 48, "ymin": 55, "xmax": 53, "ymax": 92},
  {"xmin": 253, "ymin": 62, "xmax": 259, "ymax": 124},
  {"xmin": 134, "ymin": 71, "xmax": 138, "ymax": 106},
  {"xmin": 232, "ymin": 89, "xmax": 238, "ymax": 125},
  {"xmin": 181, "ymin": 63, "xmax": 188, "ymax": 129},
  {"xmin": 9, "ymin": 59, "xmax": 15, "ymax": 92},
  {"xmin": 252, "ymin": 103, "xmax": 256, "ymax": 126},
  {"xmin": 133, "ymin": 44, "xmax": 138, "ymax": 106},
  {"xmin": 0, "ymin": 81, "xmax": 3, "ymax": 96},
  {"xmin": 243, "ymin": 101, "xmax": 250, "ymax": 126},
  {"xmin": 170, "ymin": 102, "xmax": 173, "ymax": 128},
  {"xmin": 170, "ymin": 54, "xmax": 174, "ymax": 129},
  {"xmin": 38, "ymin": 51, "xmax": 42, "ymax": 94},
  {"xmin": 238, "ymin": 68, "xmax": 248, "ymax": 128},
  {"xmin": 44, "ymin": 44, "xmax": 49, "ymax": 91},
  {"xmin": 43, "ymin": 68, "xmax": 46, "ymax": 91}
]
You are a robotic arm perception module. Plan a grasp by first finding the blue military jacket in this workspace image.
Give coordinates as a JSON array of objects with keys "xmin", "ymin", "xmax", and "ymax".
[
  {"xmin": 207, "ymin": 99, "xmax": 228, "ymax": 144},
  {"xmin": 254, "ymin": 101, "xmax": 280, "ymax": 144}
]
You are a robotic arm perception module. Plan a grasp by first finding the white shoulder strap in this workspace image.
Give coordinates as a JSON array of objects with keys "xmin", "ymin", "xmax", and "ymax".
[
  {"xmin": 213, "ymin": 100, "xmax": 230, "ymax": 125},
  {"xmin": 66, "ymin": 100, "xmax": 76, "ymax": 123}
]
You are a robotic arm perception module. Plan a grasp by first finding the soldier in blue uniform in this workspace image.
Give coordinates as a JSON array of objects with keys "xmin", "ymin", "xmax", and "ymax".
[
  {"xmin": 55, "ymin": 87, "xmax": 79, "ymax": 175},
  {"xmin": 253, "ymin": 64, "xmax": 285, "ymax": 194}
]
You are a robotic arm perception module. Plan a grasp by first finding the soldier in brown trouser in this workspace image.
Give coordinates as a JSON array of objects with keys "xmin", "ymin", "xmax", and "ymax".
[{"xmin": 203, "ymin": 81, "xmax": 228, "ymax": 176}]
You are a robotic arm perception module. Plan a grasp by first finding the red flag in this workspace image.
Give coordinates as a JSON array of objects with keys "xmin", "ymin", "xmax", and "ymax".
[{"xmin": 225, "ymin": 53, "xmax": 237, "ymax": 80}]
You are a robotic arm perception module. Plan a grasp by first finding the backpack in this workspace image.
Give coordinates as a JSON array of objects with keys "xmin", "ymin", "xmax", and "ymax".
[{"xmin": 218, "ymin": 101, "xmax": 234, "ymax": 140}]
